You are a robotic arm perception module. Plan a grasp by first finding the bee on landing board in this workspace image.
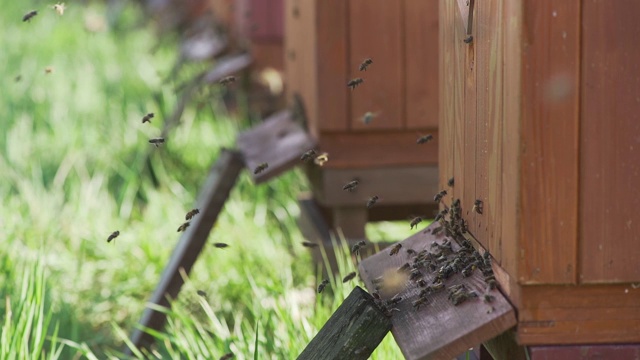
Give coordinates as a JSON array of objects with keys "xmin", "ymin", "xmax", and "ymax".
[
  {"xmin": 107, "ymin": 231, "xmax": 120, "ymax": 243},
  {"xmin": 300, "ymin": 149, "xmax": 317, "ymax": 162},
  {"xmin": 149, "ymin": 137, "xmax": 165, "ymax": 147},
  {"xmin": 366, "ymin": 195, "xmax": 379, "ymax": 209},
  {"xmin": 177, "ymin": 221, "xmax": 190, "ymax": 232},
  {"xmin": 142, "ymin": 113, "xmax": 154, "ymax": 123},
  {"xmin": 416, "ymin": 134, "xmax": 434, "ymax": 144},
  {"xmin": 342, "ymin": 180, "xmax": 359, "ymax": 192},
  {"xmin": 342, "ymin": 272, "xmax": 357, "ymax": 283},
  {"xmin": 347, "ymin": 78, "xmax": 364, "ymax": 90},
  {"xmin": 317, "ymin": 279, "xmax": 329, "ymax": 294},
  {"xmin": 23, "ymin": 10, "xmax": 38, "ymax": 22},
  {"xmin": 389, "ymin": 243, "xmax": 402, "ymax": 256},
  {"xmin": 213, "ymin": 243, "xmax": 229, "ymax": 249},
  {"xmin": 359, "ymin": 58, "xmax": 373, "ymax": 72},
  {"xmin": 185, "ymin": 208, "xmax": 200, "ymax": 220},
  {"xmin": 219, "ymin": 76, "xmax": 236, "ymax": 85},
  {"xmin": 254, "ymin": 162, "xmax": 268, "ymax": 175}
]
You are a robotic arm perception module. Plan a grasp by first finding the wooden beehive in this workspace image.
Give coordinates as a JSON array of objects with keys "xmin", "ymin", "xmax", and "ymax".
[
  {"xmin": 285, "ymin": 0, "xmax": 441, "ymax": 238},
  {"xmin": 440, "ymin": 0, "xmax": 640, "ymax": 346}
]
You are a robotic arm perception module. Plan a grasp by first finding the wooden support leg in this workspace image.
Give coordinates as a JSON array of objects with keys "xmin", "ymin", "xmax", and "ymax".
[
  {"xmin": 125, "ymin": 150, "xmax": 244, "ymax": 354},
  {"xmin": 297, "ymin": 286, "xmax": 391, "ymax": 360},
  {"xmin": 332, "ymin": 206, "xmax": 367, "ymax": 241},
  {"xmin": 528, "ymin": 344, "xmax": 640, "ymax": 359}
]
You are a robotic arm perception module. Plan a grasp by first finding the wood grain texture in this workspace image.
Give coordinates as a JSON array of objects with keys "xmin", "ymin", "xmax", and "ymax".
[
  {"xmin": 349, "ymin": 0, "xmax": 403, "ymax": 131},
  {"xmin": 439, "ymin": 0, "xmax": 455, "ymax": 205},
  {"xmin": 528, "ymin": 344, "xmax": 640, "ymax": 360},
  {"xmin": 297, "ymin": 286, "xmax": 391, "ymax": 360},
  {"xmin": 317, "ymin": 131, "xmax": 438, "ymax": 169},
  {"xmin": 358, "ymin": 221, "xmax": 517, "ymax": 360},
  {"xmin": 127, "ymin": 150, "xmax": 244, "ymax": 352},
  {"xmin": 474, "ymin": 0, "xmax": 503, "ymax": 264},
  {"xmin": 405, "ymin": 0, "xmax": 439, "ymax": 129},
  {"xmin": 579, "ymin": 0, "xmax": 640, "ymax": 283},
  {"xmin": 516, "ymin": 284, "xmax": 640, "ymax": 344},
  {"xmin": 519, "ymin": 0, "xmax": 580, "ymax": 284},
  {"xmin": 451, "ymin": 0, "xmax": 466, "ymax": 214},
  {"xmin": 236, "ymin": 110, "xmax": 315, "ymax": 184}
]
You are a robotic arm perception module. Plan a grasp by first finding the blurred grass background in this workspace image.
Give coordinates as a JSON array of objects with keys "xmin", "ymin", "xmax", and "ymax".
[{"xmin": 0, "ymin": 1, "xmax": 413, "ymax": 359}]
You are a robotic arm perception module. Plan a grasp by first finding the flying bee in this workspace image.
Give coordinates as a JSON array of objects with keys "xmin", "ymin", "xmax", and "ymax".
[
  {"xmin": 107, "ymin": 230, "xmax": 120, "ymax": 243},
  {"xmin": 359, "ymin": 58, "xmax": 373, "ymax": 71},
  {"xmin": 52, "ymin": 3, "xmax": 66, "ymax": 16},
  {"xmin": 448, "ymin": 177, "xmax": 455, "ymax": 187},
  {"xmin": 389, "ymin": 243, "xmax": 402, "ymax": 256},
  {"xmin": 302, "ymin": 241, "xmax": 319, "ymax": 248},
  {"xmin": 253, "ymin": 162, "xmax": 268, "ymax": 174},
  {"xmin": 177, "ymin": 221, "xmax": 191, "ymax": 232},
  {"xmin": 314, "ymin": 152, "xmax": 329, "ymax": 166},
  {"xmin": 472, "ymin": 199, "xmax": 484, "ymax": 214},
  {"xmin": 361, "ymin": 111, "xmax": 379, "ymax": 125},
  {"xmin": 149, "ymin": 137, "xmax": 165, "ymax": 147},
  {"xmin": 463, "ymin": 35, "xmax": 474, "ymax": 44},
  {"xmin": 185, "ymin": 208, "xmax": 200, "ymax": 220},
  {"xmin": 23, "ymin": 10, "xmax": 38, "ymax": 22},
  {"xmin": 416, "ymin": 134, "xmax": 434, "ymax": 144},
  {"xmin": 142, "ymin": 113, "xmax": 154, "ymax": 123},
  {"xmin": 434, "ymin": 190, "xmax": 447, "ymax": 203},
  {"xmin": 15, "ymin": 75, "xmax": 22, "ymax": 82},
  {"xmin": 219, "ymin": 353, "xmax": 234, "ymax": 360},
  {"xmin": 44, "ymin": 67, "xmax": 53, "ymax": 74},
  {"xmin": 196, "ymin": 290, "xmax": 207, "ymax": 297},
  {"xmin": 351, "ymin": 240, "xmax": 367, "ymax": 255},
  {"xmin": 317, "ymin": 279, "xmax": 330, "ymax": 293},
  {"xmin": 366, "ymin": 195, "xmax": 379, "ymax": 208},
  {"xmin": 410, "ymin": 217, "xmax": 423, "ymax": 230},
  {"xmin": 213, "ymin": 242, "xmax": 229, "ymax": 248},
  {"xmin": 219, "ymin": 76, "xmax": 236, "ymax": 85},
  {"xmin": 342, "ymin": 271, "xmax": 357, "ymax": 283},
  {"xmin": 300, "ymin": 149, "xmax": 317, "ymax": 162},
  {"xmin": 342, "ymin": 180, "xmax": 359, "ymax": 192},
  {"xmin": 347, "ymin": 78, "xmax": 364, "ymax": 90}
]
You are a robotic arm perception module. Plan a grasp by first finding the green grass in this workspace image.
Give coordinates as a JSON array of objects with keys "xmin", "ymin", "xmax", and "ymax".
[{"xmin": 0, "ymin": 1, "xmax": 404, "ymax": 359}]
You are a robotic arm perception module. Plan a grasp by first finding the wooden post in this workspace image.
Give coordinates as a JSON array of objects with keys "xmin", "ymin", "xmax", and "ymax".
[
  {"xmin": 297, "ymin": 286, "xmax": 392, "ymax": 360},
  {"xmin": 125, "ymin": 149, "xmax": 244, "ymax": 353}
]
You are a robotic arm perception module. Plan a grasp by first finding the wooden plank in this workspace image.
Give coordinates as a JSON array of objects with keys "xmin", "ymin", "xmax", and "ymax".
[
  {"xmin": 127, "ymin": 150, "xmax": 244, "ymax": 352},
  {"xmin": 349, "ymin": 0, "xmax": 403, "ymax": 131},
  {"xmin": 358, "ymin": 221, "xmax": 517, "ymax": 360},
  {"xmin": 519, "ymin": 0, "xmax": 580, "ymax": 284},
  {"xmin": 473, "ymin": 0, "xmax": 503, "ymax": 263},
  {"xmin": 316, "ymin": 0, "xmax": 349, "ymax": 132},
  {"xmin": 451, "ymin": 0, "xmax": 467, "ymax": 223},
  {"xmin": 404, "ymin": 0, "xmax": 439, "ymax": 129},
  {"xmin": 528, "ymin": 344, "xmax": 640, "ymax": 360},
  {"xmin": 579, "ymin": 0, "xmax": 640, "ymax": 283},
  {"xmin": 516, "ymin": 284, "xmax": 640, "ymax": 345},
  {"xmin": 297, "ymin": 286, "xmax": 392, "ymax": 360},
  {"xmin": 318, "ymin": 131, "xmax": 438, "ymax": 169},
  {"xmin": 311, "ymin": 166, "xmax": 439, "ymax": 207},
  {"xmin": 456, "ymin": 0, "xmax": 475, "ymax": 35},
  {"xmin": 439, "ymin": 0, "xmax": 456, "ymax": 203},
  {"xmin": 236, "ymin": 110, "xmax": 316, "ymax": 184}
]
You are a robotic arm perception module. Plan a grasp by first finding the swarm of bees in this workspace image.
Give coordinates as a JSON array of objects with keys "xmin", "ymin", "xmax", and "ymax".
[
  {"xmin": 359, "ymin": 58, "xmax": 373, "ymax": 72},
  {"xmin": 107, "ymin": 231, "xmax": 120, "ymax": 243},
  {"xmin": 23, "ymin": 10, "xmax": 38, "ymax": 22},
  {"xmin": 253, "ymin": 162, "xmax": 268, "ymax": 175},
  {"xmin": 142, "ymin": 113, "xmax": 154, "ymax": 123},
  {"xmin": 416, "ymin": 134, "xmax": 434, "ymax": 144},
  {"xmin": 347, "ymin": 78, "xmax": 364, "ymax": 90},
  {"xmin": 149, "ymin": 137, "xmax": 165, "ymax": 147},
  {"xmin": 219, "ymin": 76, "xmax": 236, "ymax": 85}
]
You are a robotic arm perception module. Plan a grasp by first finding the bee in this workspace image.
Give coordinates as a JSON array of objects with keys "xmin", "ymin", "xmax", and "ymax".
[
  {"xmin": 314, "ymin": 152, "xmax": 329, "ymax": 166},
  {"xmin": 486, "ymin": 278, "xmax": 498, "ymax": 290},
  {"xmin": 52, "ymin": 3, "xmax": 66, "ymax": 16},
  {"xmin": 359, "ymin": 58, "xmax": 373, "ymax": 71},
  {"xmin": 219, "ymin": 353, "xmax": 234, "ymax": 360},
  {"xmin": 177, "ymin": 221, "xmax": 191, "ymax": 232},
  {"xmin": 253, "ymin": 162, "xmax": 268, "ymax": 174},
  {"xmin": 342, "ymin": 180, "xmax": 359, "ymax": 192},
  {"xmin": 389, "ymin": 243, "xmax": 402, "ymax": 256},
  {"xmin": 219, "ymin": 76, "xmax": 236, "ymax": 85},
  {"xmin": 44, "ymin": 67, "xmax": 54, "ymax": 74},
  {"xmin": 416, "ymin": 134, "xmax": 434, "ymax": 144},
  {"xmin": 463, "ymin": 35, "xmax": 474, "ymax": 44},
  {"xmin": 361, "ymin": 111, "xmax": 379, "ymax": 125},
  {"xmin": 366, "ymin": 195, "xmax": 379, "ymax": 208},
  {"xmin": 185, "ymin": 208, "xmax": 200, "ymax": 220},
  {"xmin": 484, "ymin": 294, "xmax": 495, "ymax": 303},
  {"xmin": 142, "ymin": 113, "xmax": 154, "ymax": 123},
  {"xmin": 434, "ymin": 190, "xmax": 447, "ymax": 203},
  {"xmin": 342, "ymin": 271, "xmax": 357, "ymax": 283},
  {"xmin": 448, "ymin": 177, "xmax": 455, "ymax": 187},
  {"xmin": 413, "ymin": 297, "xmax": 429, "ymax": 310},
  {"xmin": 302, "ymin": 241, "xmax": 319, "ymax": 248},
  {"xmin": 397, "ymin": 262, "xmax": 411, "ymax": 273},
  {"xmin": 15, "ymin": 75, "xmax": 22, "ymax": 82},
  {"xmin": 107, "ymin": 230, "xmax": 120, "ymax": 243},
  {"xmin": 472, "ymin": 199, "xmax": 483, "ymax": 214},
  {"xmin": 462, "ymin": 263, "xmax": 476, "ymax": 277},
  {"xmin": 409, "ymin": 270, "xmax": 422, "ymax": 281},
  {"xmin": 149, "ymin": 137, "xmax": 165, "ymax": 147},
  {"xmin": 387, "ymin": 294, "xmax": 403, "ymax": 306},
  {"xmin": 347, "ymin": 78, "xmax": 364, "ymax": 90},
  {"xmin": 317, "ymin": 279, "xmax": 330, "ymax": 293},
  {"xmin": 431, "ymin": 226, "xmax": 443, "ymax": 235},
  {"xmin": 23, "ymin": 10, "xmax": 38, "ymax": 22},
  {"xmin": 406, "ymin": 249, "xmax": 417, "ymax": 257},
  {"xmin": 196, "ymin": 290, "xmax": 207, "ymax": 297},
  {"xmin": 213, "ymin": 242, "xmax": 229, "ymax": 248},
  {"xmin": 351, "ymin": 240, "xmax": 366, "ymax": 255},
  {"xmin": 300, "ymin": 149, "xmax": 317, "ymax": 162},
  {"xmin": 410, "ymin": 217, "xmax": 423, "ymax": 230}
]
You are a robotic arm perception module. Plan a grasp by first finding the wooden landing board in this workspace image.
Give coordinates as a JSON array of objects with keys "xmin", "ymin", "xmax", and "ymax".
[
  {"xmin": 202, "ymin": 53, "xmax": 253, "ymax": 84},
  {"xmin": 126, "ymin": 150, "xmax": 244, "ymax": 352},
  {"xmin": 237, "ymin": 110, "xmax": 316, "ymax": 184},
  {"xmin": 358, "ymin": 221, "xmax": 516, "ymax": 360}
]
